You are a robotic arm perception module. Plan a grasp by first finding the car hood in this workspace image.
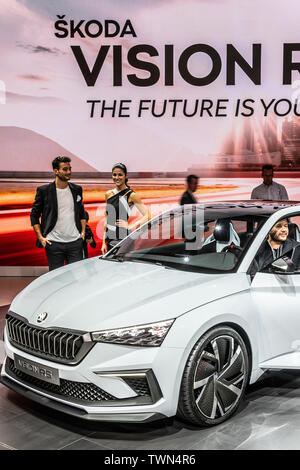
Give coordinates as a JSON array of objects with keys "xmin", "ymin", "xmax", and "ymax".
[{"xmin": 10, "ymin": 257, "xmax": 249, "ymax": 331}]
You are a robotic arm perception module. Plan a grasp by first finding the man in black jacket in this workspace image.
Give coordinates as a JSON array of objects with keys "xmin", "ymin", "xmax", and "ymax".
[
  {"xmin": 180, "ymin": 174, "xmax": 199, "ymax": 205},
  {"xmin": 255, "ymin": 218, "xmax": 300, "ymax": 271},
  {"xmin": 30, "ymin": 156, "xmax": 86, "ymax": 271}
]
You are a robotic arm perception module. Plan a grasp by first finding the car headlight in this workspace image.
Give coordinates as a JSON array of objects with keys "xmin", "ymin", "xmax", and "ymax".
[{"xmin": 91, "ymin": 319, "xmax": 175, "ymax": 347}]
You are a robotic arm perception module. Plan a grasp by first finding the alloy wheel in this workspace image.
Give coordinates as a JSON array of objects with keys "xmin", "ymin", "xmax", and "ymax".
[
  {"xmin": 193, "ymin": 335, "xmax": 246, "ymax": 420},
  {"xmin": 178, "ymin": 327, "xmax": 249, "ymax": 426}
]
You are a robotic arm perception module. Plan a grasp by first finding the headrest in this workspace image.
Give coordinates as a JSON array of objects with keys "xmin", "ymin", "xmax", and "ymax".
[{"xmin": 214, "ymin": 219, "xmax": 231, "ymax": 242}]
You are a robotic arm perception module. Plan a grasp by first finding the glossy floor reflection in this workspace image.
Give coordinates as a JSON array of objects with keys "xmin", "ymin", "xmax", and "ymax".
[{"xmin": 1, "ymin": 304, "xmax": 300, "ymax": 450}]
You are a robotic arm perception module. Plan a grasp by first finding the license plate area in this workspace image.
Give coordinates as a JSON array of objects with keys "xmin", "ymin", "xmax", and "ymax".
[{"xmin": 14, "ymin": 354, "xmax": 60, "ymax": 386}]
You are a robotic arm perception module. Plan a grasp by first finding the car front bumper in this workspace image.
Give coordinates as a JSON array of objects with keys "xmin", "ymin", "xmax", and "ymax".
[{"xmin": 1, "ymin": 327, "xmax": 185, "ymax": 422}]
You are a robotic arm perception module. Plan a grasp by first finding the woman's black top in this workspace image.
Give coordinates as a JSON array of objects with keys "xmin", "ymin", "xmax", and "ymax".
[{"xmin": 105, "ymin": 187, "xmax": 134, "ymax": 248}]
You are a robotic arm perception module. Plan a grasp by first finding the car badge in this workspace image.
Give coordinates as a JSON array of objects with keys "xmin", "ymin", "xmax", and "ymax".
[{"xmin": 37, "ymin": 312, "xmax": 48, "ymax": 323}]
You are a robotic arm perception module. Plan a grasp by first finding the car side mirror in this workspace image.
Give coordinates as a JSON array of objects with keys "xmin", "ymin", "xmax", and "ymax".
[{"xmin": 271, "ymin": 256, "xmax": 295, "ymax": 274}]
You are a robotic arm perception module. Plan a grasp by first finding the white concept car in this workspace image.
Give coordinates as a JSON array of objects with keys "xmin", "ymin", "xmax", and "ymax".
[{"xmin": 2, "ymin": 201, "xmax": 300, "ymax": 427}]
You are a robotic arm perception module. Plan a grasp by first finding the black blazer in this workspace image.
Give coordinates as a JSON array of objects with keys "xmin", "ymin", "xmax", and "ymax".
[
  {"xmin": 255, "ymin": 237, "xmax": 300, "ymax": 272},
  {"xmin": 30, "ymin": 181, "xmax": 85, "ymax": 247},
  {"xmin": 180, "ymin": 190, "xmax": 197, "ymax": 206}
]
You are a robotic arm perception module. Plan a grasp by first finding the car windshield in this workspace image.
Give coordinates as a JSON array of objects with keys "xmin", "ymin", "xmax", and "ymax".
[{"xmin": 105, "ymin": 203, "xmax": 271, "ymax": 273}]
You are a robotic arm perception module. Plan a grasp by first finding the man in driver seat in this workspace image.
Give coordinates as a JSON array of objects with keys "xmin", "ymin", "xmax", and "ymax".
[{"xmin": 256, "ymin": 218, "xmax": 300, "ymax": 271}]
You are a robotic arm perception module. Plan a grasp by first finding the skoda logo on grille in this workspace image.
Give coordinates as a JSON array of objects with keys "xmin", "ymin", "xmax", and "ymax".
[{"xmin": 37, "ymin": 312, "xmax": 48, "ymax": 323}]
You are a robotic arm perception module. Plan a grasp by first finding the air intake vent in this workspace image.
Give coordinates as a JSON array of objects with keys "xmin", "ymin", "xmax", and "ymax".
[{"xmin": 6, "ymin": 358, "xmax": 115, "ymax": 403}]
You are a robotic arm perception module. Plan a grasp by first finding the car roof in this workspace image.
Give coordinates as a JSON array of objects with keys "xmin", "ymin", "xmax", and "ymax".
[
  {"xmin": 171, "ymin": 200, "xmax": 300, "ymax": 218},
  {"xmin": 204, "ymin": 200, "xmax": 300, "ymax": 213}
]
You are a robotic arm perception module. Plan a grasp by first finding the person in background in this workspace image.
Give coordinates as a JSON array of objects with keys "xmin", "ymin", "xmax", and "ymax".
[
  {"xmin": 30, "ymin": 156, "xmax": 86, "ymax": 271},
  {"xmin": 83, "ymin": 210, "xmax": 96, "ymax": 259},
  {"xmin": 101, "ymin": 163, "xmax": 150, "ymax": 254},
  {"xmin": 251, "ymin": 164, "xmax": 289, "ymax": 200},
  {"xmin": 180, "ymin": 174, "xmax": 199, "ymax": 205}
]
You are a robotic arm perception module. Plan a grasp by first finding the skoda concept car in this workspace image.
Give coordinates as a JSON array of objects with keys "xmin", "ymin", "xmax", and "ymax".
[{"xmin": 2, "ymin": 201, "xmax": 300, "ymax": 426}]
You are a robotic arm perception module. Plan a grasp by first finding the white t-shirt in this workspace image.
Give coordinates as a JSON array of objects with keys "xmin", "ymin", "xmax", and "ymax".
[
  {"xmin": 47, "ymin": 186, "xmax": 80, "ymax": 243},
  {"xmin": 251, "ymin": 181, "xmax": 289, "ymax": 200}
]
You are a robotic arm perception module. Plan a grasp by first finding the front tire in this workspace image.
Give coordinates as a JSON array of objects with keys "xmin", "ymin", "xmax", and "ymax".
[{"xmin": 178, "ymin": 326, "xmax": 249, "ymax": 427}]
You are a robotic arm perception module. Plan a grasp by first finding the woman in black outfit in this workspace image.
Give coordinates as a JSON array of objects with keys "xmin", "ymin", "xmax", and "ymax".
[{"xmin": 101, "ymin": 163, "xmax": 150, "ymax": 254}]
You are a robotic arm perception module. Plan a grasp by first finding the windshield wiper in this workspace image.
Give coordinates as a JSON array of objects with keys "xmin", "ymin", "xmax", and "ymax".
[
  {"xmin": 116, "ymin": 255, "xmax": 167, "ymax": 267},
  {"xmin": 104, "ymin": 253, "xmax": 169, "ymax": 268},
  {"xmin": 124, "ymin": 257, "xmax": 166, "ymax": 267},
  {"xmin": 101, "ymin": 255, "xmax": 125, "ymax": 262}
]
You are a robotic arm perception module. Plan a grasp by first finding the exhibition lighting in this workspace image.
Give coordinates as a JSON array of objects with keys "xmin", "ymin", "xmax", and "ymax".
[{"xmin": 91, "ymin": 319, "xmax": 175, "ymax": 347}]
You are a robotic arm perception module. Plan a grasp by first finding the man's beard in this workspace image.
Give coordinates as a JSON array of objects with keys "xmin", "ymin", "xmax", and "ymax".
[
  {"xmin": 57, "ymin": 173, "xmax": 70, "ymax": 181},
  {"xmin": 269, "ymin": 229, "xmax": 285, "ymax": 244}
]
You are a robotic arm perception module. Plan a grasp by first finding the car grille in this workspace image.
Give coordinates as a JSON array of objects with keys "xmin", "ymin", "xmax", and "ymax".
[
  {"xmin": 6, "ymin": 313, "xmax": 94, "ymax": 365},
  {"xmin": 6, "ymin": 358, "xmax": 115, "ymax": 403}
]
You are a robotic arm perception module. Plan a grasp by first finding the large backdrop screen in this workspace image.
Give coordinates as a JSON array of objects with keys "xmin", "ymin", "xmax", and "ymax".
[{"xmin": 1, "ymin": 0, "xmax": 300, "ymax": 267}]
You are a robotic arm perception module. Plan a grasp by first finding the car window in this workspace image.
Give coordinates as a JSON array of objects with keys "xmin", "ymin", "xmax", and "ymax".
[
  {"xmin": 106, "ymin": 207, "xmax": 269, "ymax": 273},
  {"xmin": 254, "ymin": 212, "xmax": 300, "ymax": 274}
]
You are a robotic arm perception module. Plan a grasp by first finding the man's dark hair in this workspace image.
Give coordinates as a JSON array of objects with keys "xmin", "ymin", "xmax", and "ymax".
[
  {"xmin": 262, "ymin": 164, "xmax": 274, "ymax": 173},
  {"xmin": 52, "ymin": 156, "xmax": 71, "ymax": 170},
  {"xmin": 187, "ymin": 174, "xmax": 198, "ymax": 184}
]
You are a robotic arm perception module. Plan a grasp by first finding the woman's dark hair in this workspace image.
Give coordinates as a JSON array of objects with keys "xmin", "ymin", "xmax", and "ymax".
[{"xmin": 112, "ymin": 163, "xmax": 130, "ymax": 188}]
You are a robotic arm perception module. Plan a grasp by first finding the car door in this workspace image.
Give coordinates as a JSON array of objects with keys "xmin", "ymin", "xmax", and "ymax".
[{"xmin": 250, "ymin": 213, "xmax": 300, "ymax": 366}]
